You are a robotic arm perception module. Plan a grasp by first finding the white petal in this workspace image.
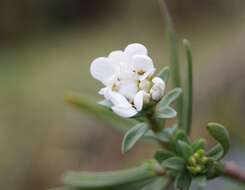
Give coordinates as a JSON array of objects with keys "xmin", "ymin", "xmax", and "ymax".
[
  {"xmin": 111, "ymin": 106, "xmax": 137, "ymax": 118},
  {"xmin": 124, "ymin": 43, "xmax": 147, "ymax": 58},
  {"xmin": 118, "ymin": 79, "xmax": 138, "ymax": 101},
  {"xmin": 90, "ymin": 57, "xmax": 116, "ymax": 85},
  {"xmin": 105, "ymin": 89, "xmax": 132, "ymax": 108},
  {"xmin": 108, "ymin": 50, "xmax": 129, "ymax": 65},
  {"xmin": 132, "ymin": 55, "xmax": 155, "ymax": 81},
  {"xmin": 150, "ymin": 77, "xmax": 166, "ymax": 101},
  {"xmin": 152, "ymin": 77, "xmax": 165, "ymax": 85},
  {"xmin": 134, "ymin": 91, "xmax": 144, "ymax": 111},
  {"xmin": 98, "ymin": 87, "xmax": 107, "ymax": 95}
]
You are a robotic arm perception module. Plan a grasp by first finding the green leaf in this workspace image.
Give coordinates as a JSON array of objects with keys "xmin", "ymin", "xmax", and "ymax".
[
  {"xmin": 157, "ymin": 88, "xmax": 182, "ymax": 108},
  {"xmin": 154, "ymin": 131, "xmax": 171, "ymax": 142},
  {"xmin": 174, "ymin": 130, "xmax": 190, "ymax": 144},
  {"xmin": 192, "ymin": 139, "xmax": 206, "ymax": 152},
  {"xmin": 158, "ymin": 0, "xmax": 184, "ymax": 128},
  {"xmin": 207, "ymin": 144, "xmax": 223, "ymax": 160},
  {"xmin": 122, "ymin": 123, "xmax": 149, "ymax": 153},
  {"xmin": 174, "ymin": 172, "xmax": 191, "ymax": 190},
  {"xmin": 157, "ymin": 66, "xmax": 170, "ymax": 83},
  {"xmin": 192, "ymin": 175, "xmax": 207, "ymax": 187},
  {"xmin": 155, "ymin": 107, "xmax": 177, "ymax": 119},
  {"xmin": 162, "ymin": 156, "xmax": 185, "ymax": 171},
  {"xmin": 176, "ymin": 140, "xmax": 193, "ymax": 160},
  {"xmin": 182, "ymin": 39, "xmax": 193, "ymax": 135},
  {"xmin": 141, "ymin": 177, "xmax": 169, "ymax": 190},
  {"xmin": 206, "ymin": 160, "xmax": 224, "ymax": 179},
  {"xmin": 65, "ymin": 94, "xmax": 135, "ymax": 133},
  {"xmin": 64, "ymin": 165, "xmax": 157, "ymax": 190},
  {"xmin": 154, "ymin": 150, "xmax": 174, "ymax": 163},
  {"xmin": 144, "ymin": 125, "xmax": 177, "ymax": 143},
  {"xmin": 207, "ymin": 122, "xmax": 230, "ymax": 159}
]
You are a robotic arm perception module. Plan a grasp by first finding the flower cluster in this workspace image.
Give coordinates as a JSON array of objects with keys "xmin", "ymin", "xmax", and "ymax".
[{"xmin": 90, "ymin": 43, "xmax": 165, "ymax": 118}]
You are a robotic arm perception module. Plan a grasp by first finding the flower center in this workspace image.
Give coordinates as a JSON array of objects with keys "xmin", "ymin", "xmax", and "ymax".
[
  {"xmin": 112, "ymin": 83, "xmax": 119, "ymax": 91},
  {"xmin": 137, "ymin": 70, "xmax": 145, "ymax": 75}
]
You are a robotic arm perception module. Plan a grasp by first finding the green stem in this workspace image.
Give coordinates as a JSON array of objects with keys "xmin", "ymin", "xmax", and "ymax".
[
  {"xmin": 182, "ymin": 39, "xmax": 193, "ymax": 134},
  {"xmin": 158, "ymin": 0, "xmax": 184, "ymax": 128}
]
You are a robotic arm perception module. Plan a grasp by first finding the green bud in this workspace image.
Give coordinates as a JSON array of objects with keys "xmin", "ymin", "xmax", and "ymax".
[
  {"xmin": 193, "ymin": 152, "xmax": 200, "ymax": 159},
  {"xmin": 200, "ymin": 156, "xmax": 208, "ymax": 164},
  {"xmin": 196, "ymin": 149, "xmax": 205, "ymax": 157},
  {"xmin": 188, "ymin": 157, "xmax": 197, "ymax": 166},
  {"xmin": 195, "ymin": 166, "xmax": 202, "ymax": 173}
]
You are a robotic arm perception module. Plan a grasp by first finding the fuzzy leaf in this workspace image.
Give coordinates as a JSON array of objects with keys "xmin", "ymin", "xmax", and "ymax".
[
  {"xmin": 157, "ymin": 88, "xmax": 182, "ymax": 108},
  {"xmin": 192, "ymin": 139, "xmax": 206, "ymax": 152},
  {"xmin": 162, "ymin": 156, "xmax": 185, "ymax": 171},
  {"xmin": 144, "ymin": 125, "xmax": 177, "ymax": 143},
  {"xmin": 155, "ymin": 107, "xmax": 177, "ymax": 119},
  {"xmin": 157, "ymin": 66, "xmax": 170, "ymax": 83},
  {"xmin": 64, "ymin": 165, "xmax": 157, "ymax": 190},
  {"xmin": 154, "ymin": 150, "xmax": 174, "ymax": 163},
  {"xmin": 176, "ymin": 140, "xmax": 193, "ymax": 160},
  {"xmin": 174, "ymin": 172, "xmax": 191, "ymax": 190},
  {"xmin": 65, "ymin": 94, "xmax": 135, "ymax": 133},
  {"xmin": 207, "ymin": 122, "xmax": 230, "ymax": 159},
  {"xmin": 122, "ymin": 123, "xmax": 149, "ymax": 153},
  {"xmin": 141, "ymin": 177, "xmax": 169, "ymax": 190},
  {"xmin": 207, "ymin": 144, "xmax": 223, "ymax": 160},
  {"xmin": 174, "ymin": 130, "xmax": 190, "ymax": 144}
]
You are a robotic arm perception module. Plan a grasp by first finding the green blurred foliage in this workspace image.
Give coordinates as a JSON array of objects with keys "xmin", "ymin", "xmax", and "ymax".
[{"xmin": 0, "ymin": 0, "xmax": 245, "ymax": 189}]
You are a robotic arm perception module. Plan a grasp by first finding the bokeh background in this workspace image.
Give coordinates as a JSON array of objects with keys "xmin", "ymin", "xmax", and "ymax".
[{"xmin": 0, "ymin": 0, "xmax": 244, "ymax": 189}]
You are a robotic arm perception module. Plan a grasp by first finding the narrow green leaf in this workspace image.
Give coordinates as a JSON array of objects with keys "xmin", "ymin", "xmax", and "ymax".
[
  {"xmin": 141, "ymin": 177, "xmax": 169, "ymax": 190},
  {"xmin": 154, "ymin": 150, "xmax": 174, "ymax": 163},
  {"xmin": 182, "ymin": 39, "xmax": 193, "ymax": 134},
  {"xmin": 155, "ymin": 107, "xmax": 177, "ymax": 119},
  {"xmin": 157, "ymin": 88, "xmax": 182, "ymax": 108},
  {"xmin": 157, "ymin": 66, "xmax": 170, "ymax": 83},
  {"xmin": 192, "ymin": 139, "xmax": 206, "ymax": 152},
  {"xmin": 174, "ymin": 172, "xmax": 191, "ymax": 190},
  {"xmin": 65, "ymin": 94, "xmax": 135, "ymax": 133},
  {"xmin": 162, "ymin": 156, "xmax": 185, "ymax": 171},
  {"xmin": 158, "ymin": 0, "xmax": 183, "ymax": 127},
  {"xmin": 64, "ymin": 164, "xmax": 157, "ymax": 190},
  {"xmin": 122, "ymin": 123, "xmax": 149, "ymax": 153},
  {"xmin": 176, "ymin": 140, "xmax": 193, "ymax": 160},
  {"xmin": 207, "ymin": 144, "xmax": 223, "ymax": 160},
  {"xmin": 207, "ymin": 122, "xmax": 230, "ymax": 159}
]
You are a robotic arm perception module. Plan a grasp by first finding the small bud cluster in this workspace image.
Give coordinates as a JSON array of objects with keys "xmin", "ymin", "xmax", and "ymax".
[{"xmin": 187, "ymin": 149, "xmax": 209, "ymax": 175}]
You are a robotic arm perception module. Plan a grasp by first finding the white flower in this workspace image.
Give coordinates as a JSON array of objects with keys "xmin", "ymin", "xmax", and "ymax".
[
  {"xmin": 90, "ymin": 43, "xmax": 165, "ymax": 118},
  {"xmin": 150, "ymin": 77, "xmax": 165, "ymax": 101}
]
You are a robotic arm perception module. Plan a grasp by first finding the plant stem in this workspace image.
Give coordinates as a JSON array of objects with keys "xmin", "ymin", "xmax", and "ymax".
[
  {"xmin": 182, "ymin": 39, "xmax": 193, "ymax": 134},
  {"xmin": 223, "ymin": 161, "xmax": 245, "ymax": 185},
  {"xmin": 158, "ymin": 0, "xmax": 184, "ymax": 129}
]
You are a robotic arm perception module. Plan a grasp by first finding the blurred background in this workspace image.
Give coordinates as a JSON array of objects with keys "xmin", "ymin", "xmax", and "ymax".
[{"xmin": 0, "ymin": 0, "xmax": 245, "ymax": 189}]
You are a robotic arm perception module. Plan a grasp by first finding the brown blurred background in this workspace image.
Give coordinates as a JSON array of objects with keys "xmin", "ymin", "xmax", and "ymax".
[{"xmin": 0, "ymin": 0, "xmax": 245, "ymax": 189}]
